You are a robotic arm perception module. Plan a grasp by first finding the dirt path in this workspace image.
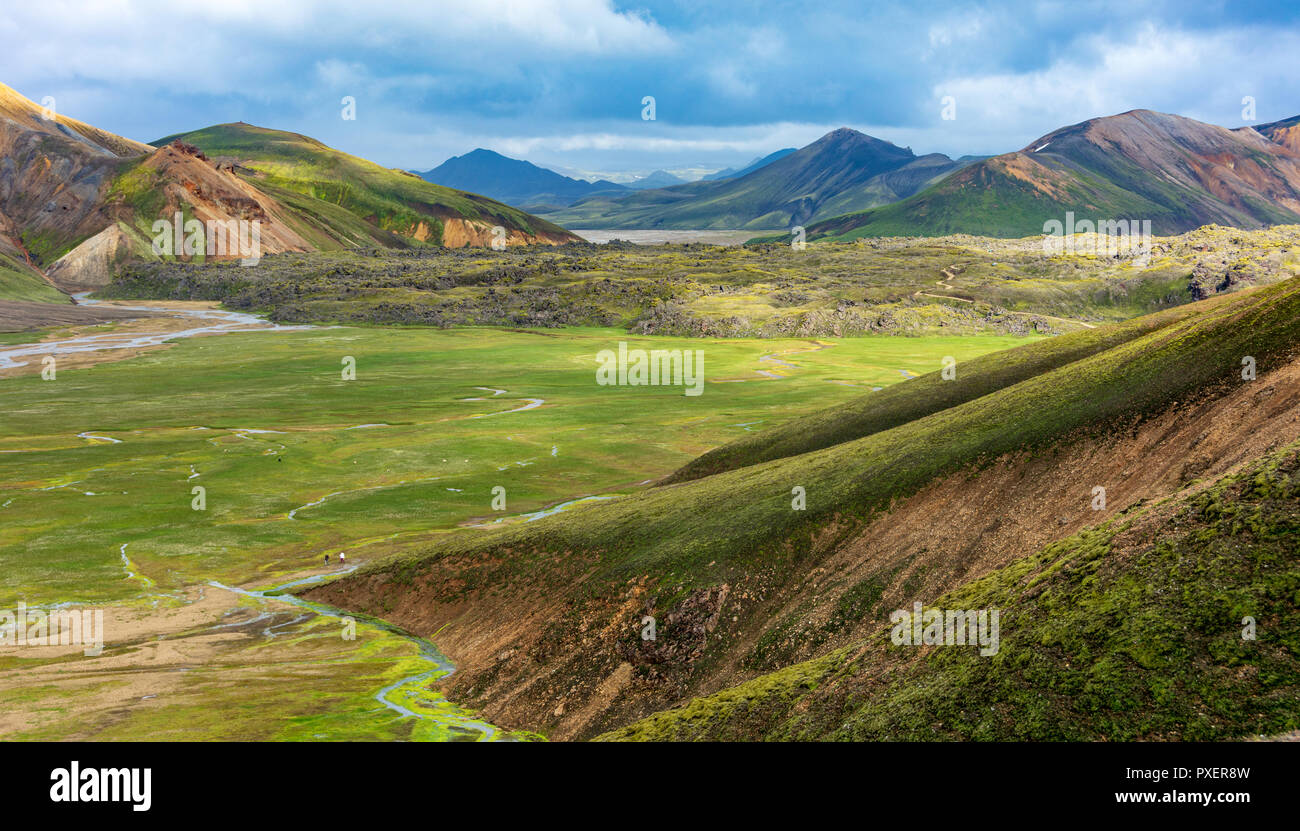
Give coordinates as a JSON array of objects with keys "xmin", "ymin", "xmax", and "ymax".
[{"xmin": 914, "ymin": 267, "xmax": 1097, "ymax": 329}]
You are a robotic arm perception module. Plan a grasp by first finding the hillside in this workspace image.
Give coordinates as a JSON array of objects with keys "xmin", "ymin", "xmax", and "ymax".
[
  {"xmin": 302, "ymin": 275, "xmax": 1300, "ymax": 739},
  {"xmin": 539, "ymin": 128, "xmax": 968, "ymax": 230},
  {"xmin": 152, "ymin": 124, "xmax": 579, "ymax": 249},
  {"xmin": 702, "ymin": 148, "xmax": 797, "ymax": 181},
  {"xmin": 0, "ymin": 82, "xmax": 580, "ymax": 298},
  {"xmin": 601, "ymin": 435, "xmax": 1300, "ymax": 741},
  {"xmin": 1251, "ymin": 114, "xmax": 1300, "ymax": 154},
  {"xmin": 796, "ymin": 109, "xmax": 1300, "ymax": 242},
  {"xmin": 418, "ymin": 148, "xmax": 628, "ymax": 208},
  {"xmin": 0, "ymin": 82, "xmax": 149, "ymax": 300}
]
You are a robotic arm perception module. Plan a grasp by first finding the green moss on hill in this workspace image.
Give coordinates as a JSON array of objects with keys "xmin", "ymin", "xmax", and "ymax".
[{"xmin": 600, "ymin": 438, "xmax": 1300, "ymax": 741}]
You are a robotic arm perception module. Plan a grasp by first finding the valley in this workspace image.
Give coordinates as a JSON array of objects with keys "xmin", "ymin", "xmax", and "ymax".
[
  {"xmin": 0, "ymin": 296, "xmax": 1030, "ymax": 739},
  {"xmin": 3, "ymin": 26, "xmax": 1300, "ymax": 752}
]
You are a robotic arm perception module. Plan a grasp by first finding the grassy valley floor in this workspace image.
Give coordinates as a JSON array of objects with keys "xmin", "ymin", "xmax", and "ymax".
[{"xmin": 0, "ymin": 304, "xmax": 1034, "ymax": 739}]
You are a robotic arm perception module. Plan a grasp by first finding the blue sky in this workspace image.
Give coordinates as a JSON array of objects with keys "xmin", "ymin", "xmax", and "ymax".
[{"xmin": 3, "ymin": 1, "xmax": 1299, "ymax": 180}]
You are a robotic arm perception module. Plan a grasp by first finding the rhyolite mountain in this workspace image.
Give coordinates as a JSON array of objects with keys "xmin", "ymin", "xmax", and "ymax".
[
  {"xmin": 797, "ymin": 109, "xmax": 1300, "ymax": 242},
  {"xmin": 1250, "ymin": 114, "xmax": 1300, "ymax": 154},
  {"xmin": 418, "ymin": 148, "xmax": 628, "ymax": 208},
  {"xmin": 538, "ymin": 128, "xmax": 971, "ymax": 230},
  {"xmin": 0, "ymin": 82, "xmax": 578, "ymax": 299}
]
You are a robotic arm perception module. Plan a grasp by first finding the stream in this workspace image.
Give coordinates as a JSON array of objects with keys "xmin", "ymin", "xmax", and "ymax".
[
  {"xmin": 0, "ymin": 294, "xmax": 310, "ymax": 370},
  {"xmin": 210, "ymin": 568, "xmax": 507, "ymax": 741}
]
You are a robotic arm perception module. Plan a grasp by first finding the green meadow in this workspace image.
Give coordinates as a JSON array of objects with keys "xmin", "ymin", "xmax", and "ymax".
[
  {"xmin": 0, "ymin": 323, "xmax": 1036, "ymax": 608},
  {"xmin": 0, "ymin": 317, "xmax": 1034, "ymax": 740}
]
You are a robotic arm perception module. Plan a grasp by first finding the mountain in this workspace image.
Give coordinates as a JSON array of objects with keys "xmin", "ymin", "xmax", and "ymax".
[
  {"xmin": 1250, "ymin": 114, "xmax": 1300, "ymax": 153},
  {"xmin": 624, "ymin": 169, "xmax": 688, "ymax": 189},
  {"xmin": 798, "ymin": 109, "xmax": 1300, "ymax": 242},
  {"xmin": 0, "ymin": 82, "xmax": 578, "ymax": 298},
  {"xmin": 0, "ymin": 82, "xmax": 152, "ymax": 301},
  {"xmin": 538, "ymin": 128, "xmax": 969, "ymax": 230},
  {"xmin": 417, "ymin": 148, "xmax": 628, "ymax": 208},
  {"xmin": 602, "ymin": 433, "xmax": 1300, "ymax": 741},
  {"xmin": 702, "ymin": 148, "xmax": 796, "ymax": 180},
  {"xmin": 152, "ymin": 124, "xmax": 580, "ymax": 250}
]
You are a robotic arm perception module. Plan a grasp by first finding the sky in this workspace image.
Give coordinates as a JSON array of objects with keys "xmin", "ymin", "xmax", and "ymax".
[{"xmin": 3, "ymin": 0, "xmax": 1299, "ymax": 180}]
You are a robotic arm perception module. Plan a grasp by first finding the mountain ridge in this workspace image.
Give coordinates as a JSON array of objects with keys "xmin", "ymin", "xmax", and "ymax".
[
  {"xmin": 539, "ymin": 127, "xmax": 969, "ymax": 230},
  {"xmin": 417, "ymin": 147, "xmax": 629, "ymax": 208},
  {"xmin": 794, "ymin": 109, "xmax": 1300, "ymax": 242}
]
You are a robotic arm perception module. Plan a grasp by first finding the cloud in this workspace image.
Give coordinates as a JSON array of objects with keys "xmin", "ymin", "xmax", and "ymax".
[
  {"xmin": 0, "ymin": 0, "xmax": 674, "ymax": 95},
  {"xmin": 1, "ymin": 1, "xmax": 1297, "ymax": 171},
  {"xmin": 935, "ymin": 22, "xmax": 1300, "ymax": 146}
]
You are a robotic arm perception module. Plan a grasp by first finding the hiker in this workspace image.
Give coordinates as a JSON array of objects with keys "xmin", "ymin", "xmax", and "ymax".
[
  {"xmin": 339, "ymin": 552, "xmax": 346, "ymax": 565},
  {"xmin": 324, "ymin": 553, "xmax": 329, "ymax": 565}
]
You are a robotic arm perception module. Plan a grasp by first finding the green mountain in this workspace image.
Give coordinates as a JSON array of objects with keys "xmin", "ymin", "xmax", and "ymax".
[
  {"xmin": 795, "ymin": 109, "xmax": 1300, "ymax": 242},
  {"xmin": 538, "ymin": 128, "xmax": 969, "ymax": 230},
  {"xmin": 152, "ymin": 124, "xmax": 579, "ymax": 249}
]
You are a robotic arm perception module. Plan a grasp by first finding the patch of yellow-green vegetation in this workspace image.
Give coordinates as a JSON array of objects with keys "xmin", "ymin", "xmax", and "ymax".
[
  {"xmin": 106, "ymin": 160, "xmax": 168, "ymax": 224},
  {"xmin": 602, "ymin": 439, "xmax": 1300, "ymax": 741},
  {"xmin": 0, "ymin": 329, "xmax": 49, "ymax": 344},
  {"xmin": 0, "ymin": 255, "xmax": 67, "ymax": 303},
  {"xmin": 1, "ymin": 606, "xmax": 460, "ymax": 741}
]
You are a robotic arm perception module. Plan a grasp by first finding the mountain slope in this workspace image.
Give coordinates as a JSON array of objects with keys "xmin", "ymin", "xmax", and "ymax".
[
  {"xmin": 539, "ymin": 128, "xmax": 967, "ymax": 230},
  {"xmin": 1251, "ymin": 114, "xmax": 1300, "ymax": 154},
  {"xmin": 303, "ymin": 276, "xmax": 1300, "ymax": 738},
  {"xmin": 702, "ymin": 148, "xmax": 797, "ymax": 181},
  {"xmin": 0, "ymin": 83, "xmax": 580, "ymax": 297},
  {"xmin": 665, "ymin": 299, "xmax": 1216, "ymax": 483},
  {"xmin": 799, "ymin": 109, "xmax": 1300, "ymax": 241},
  {"xmin": 0, "ymin": 82, "xmax": 149, "ymax": 300},
  {"xmin": 417, "ymin": 148, "xmax": 628, "ymax": 208},
  {"xmin": 153, "ymin": 124, "xmax": 580, "ymax": 248},
  {"xmin": 600, "ymin": 436, "xmax": 1300, "ymax": 741}
]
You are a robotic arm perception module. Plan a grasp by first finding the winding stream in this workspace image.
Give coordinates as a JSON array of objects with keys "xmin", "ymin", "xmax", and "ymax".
[
  {"xmin": 210, "ymin": 568, "xmax": 506, "ymax": 741},
  {"xmin": 0, "ymin": 294, "xmax": 310, "ymax": 370}
]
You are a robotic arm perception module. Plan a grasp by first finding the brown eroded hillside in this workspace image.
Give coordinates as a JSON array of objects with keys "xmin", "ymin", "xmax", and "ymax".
[{"xmin": 0, "ymin": 82, "xmax": 581, "ymax": 298}]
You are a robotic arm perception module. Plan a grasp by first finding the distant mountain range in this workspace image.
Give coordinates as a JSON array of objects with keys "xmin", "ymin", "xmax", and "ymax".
[
  {"xmin": 417, "ymin": 148, "xmax": 630, "ymax": 208},
  {"xmin": 624, "ymin": 169, "xmax": 688, "ymax": 189},
  {"xmin": 11, "ymin": 73, "xmax": 1300, "ymax": 305},
  {"xmin": 537, "ymin": 128, "xmax": 974, "ymax": 230},
  {"xmin": 417, "ymin": 151, "xmax": 697, "ymax": 208},
  {"xmin": 431, "ymin": 109, "xmax": 1300, "ymax": 241},
  {"xmin": 701, "ymin": 148, "xmax": 797, "ymax": 181},
  {"xmin": 0, "ymin": 82, "xmax": 577, "ymax": 300},
  {"xmin": 796, "ymin": 109, "xmax": 1300, "ymax": 242}
]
